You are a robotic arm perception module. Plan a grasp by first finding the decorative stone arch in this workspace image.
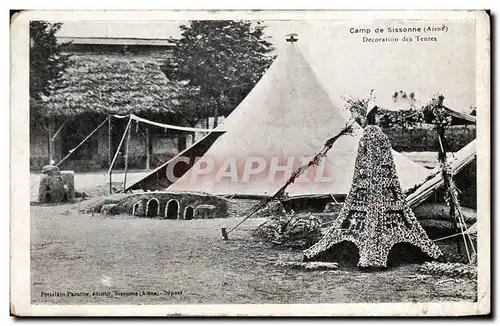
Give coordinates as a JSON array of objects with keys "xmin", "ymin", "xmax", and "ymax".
[
  {"xmin": 132, "ymin": 202, "xmax": 140, "ymax": 216},
  {"xmin": 184, "ymin": 206, "xmax": 195, "ymax": 220},
  {"xmin": 386, "ymin": 242, "xmax": 428, "ymax": 267},
  {"xmin": 165, "ymin": 199, "xmax": 180, "ymax": 220},
  {"xmin": 194, "ymin": 204, "xmax": 217, "ymax": 219},
  {"xmin": 320, "ymin": 240, "xmax": 360, "ymax": 267},
  {"xmin": 146, "ymin": 198, "xmax": 160, "ymax": 217}
]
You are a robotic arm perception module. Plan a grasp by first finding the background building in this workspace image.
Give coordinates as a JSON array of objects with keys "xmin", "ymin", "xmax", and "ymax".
[{"xmin": 30, "ymin": 34, "xmax": 197, "ymax": 172}]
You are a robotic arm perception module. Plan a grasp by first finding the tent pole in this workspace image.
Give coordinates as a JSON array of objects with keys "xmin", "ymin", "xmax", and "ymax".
[
  {"xmin": 108, "ymin": 117, "xmax": 132, "ymax": 174},
  {"xmin": 123, "ymin": 122, "xmax": 132, "ymax": 191},
  {"xmin": 108, "ymin": 117, "xmax": 133, "ymax": 194},
  {"xmin": 437, "ymin": 130, "xmax": 472, "ymax": 263}
]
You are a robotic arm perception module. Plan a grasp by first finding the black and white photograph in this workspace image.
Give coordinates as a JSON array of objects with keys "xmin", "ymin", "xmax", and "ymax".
[{"xmin": 10, "ymin": 10, "xmax": 490, "ymax": 316}]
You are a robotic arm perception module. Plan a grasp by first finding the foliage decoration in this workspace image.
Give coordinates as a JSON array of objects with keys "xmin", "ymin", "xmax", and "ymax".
[
  {"xmin": 419, "ymin": 261, "xmax": 477, "ymax": 279},
  {"xmin": 304, "ymin": 126, "xmax": 442, "ymax": 267},
  {"xmin": 421, "ymin": 94, "xmax": 453, "ymax": 127},
  {"xmin": 253, "ymin": 209, "xmax": 322, "ymax": 249},
  {"xmin": 343, "ymin": 90, "xmax": 375, "ymax": 126},
  {"xmin": 374, "ymin": 93, "xmax": 452, "ymax": 129},
  {"xmin": 378, "ymin": 108, "xmax": 424, "ymax": 129}
]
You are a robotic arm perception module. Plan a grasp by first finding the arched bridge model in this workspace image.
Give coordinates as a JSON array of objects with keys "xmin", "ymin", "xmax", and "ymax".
[{"xmin": 117, "ymin": 192, "xmax": 229, "ymax": 220}]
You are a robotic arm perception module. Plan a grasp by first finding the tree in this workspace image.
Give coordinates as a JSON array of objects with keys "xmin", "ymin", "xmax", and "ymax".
[
  {"xmin": 164, "ymin": 20, "xmax": 275, "ymax": 128},
  {"xmin": 30, "ymin": 21, "xmax": 71, "ymax": 102},
  {"xmin": 30, "ymin": 21, "xmax": 71, "ymax": 164}
]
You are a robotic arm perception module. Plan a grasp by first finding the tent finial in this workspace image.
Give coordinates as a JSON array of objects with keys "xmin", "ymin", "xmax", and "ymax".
[{"xmin": 286, "ymin": 33, "xmax": 298, "ymax": 43}]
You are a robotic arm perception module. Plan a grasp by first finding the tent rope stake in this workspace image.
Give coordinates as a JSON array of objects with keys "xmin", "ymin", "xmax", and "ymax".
[{"xmin": 221, "ymin": 119, "xmax": 356, "ymax": 240}]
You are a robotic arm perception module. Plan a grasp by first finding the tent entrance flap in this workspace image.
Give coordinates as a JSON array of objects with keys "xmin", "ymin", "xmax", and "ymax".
[{"xmin": 125, "ymin": 131, "xmax": 226, "ymax": 192}]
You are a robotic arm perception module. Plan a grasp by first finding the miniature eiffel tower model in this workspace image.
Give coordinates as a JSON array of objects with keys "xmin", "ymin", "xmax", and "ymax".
[{"xmin": 304, "ymin": 126, "xmax": 442, "ymax": 267}]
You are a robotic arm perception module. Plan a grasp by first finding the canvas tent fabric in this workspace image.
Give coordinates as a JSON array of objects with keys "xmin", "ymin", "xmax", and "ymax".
[
  {"xmin": 165, "ymin": 44, "xmax": 431, "ymax": 197},
  {"xmin": 126, "ymin": 43, "xmax": 430, "ymax": 197},
  {"xmin": 304, "ymin": 126, "xmax": 442, "ymax": 267},
  {"xmin": 405, "ymin": 139, "xmax": 477, "ymax": 208}
]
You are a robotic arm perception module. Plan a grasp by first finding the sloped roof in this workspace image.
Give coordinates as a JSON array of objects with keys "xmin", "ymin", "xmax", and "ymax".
[
  {"xmin": 57, "ymin": 36, "xmax": 174, "ymax": 47},
  {"xmin": 40, "ymin": 54, "xmax": 181, "ymax": 117},
  {"xmin": 442, "ymin": 106, "xmax": 476, "ymax": 125},
  {"xmin": 166, "ymin": 44, "xmax": 431, "ymax": 197}
]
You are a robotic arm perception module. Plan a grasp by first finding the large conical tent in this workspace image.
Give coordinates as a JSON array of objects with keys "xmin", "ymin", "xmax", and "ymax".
[
  {"xmin": 163, "ymin": 41, "xmax": 431, "ymax": 197},
  {"xmin": 304, "ymin": 126, "xmax": 442, "ymax": 267}
]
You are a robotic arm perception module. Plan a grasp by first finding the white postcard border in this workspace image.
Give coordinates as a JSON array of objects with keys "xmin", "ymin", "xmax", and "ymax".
[{"xmin": 10, "ymin": 9, "xmax": 490, "ymax": 316}]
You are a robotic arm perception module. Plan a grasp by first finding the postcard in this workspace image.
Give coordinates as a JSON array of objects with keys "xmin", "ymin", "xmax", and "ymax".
[{"xmin": 10, "ymin": 10, "xmax": 490, "ymax": 316}]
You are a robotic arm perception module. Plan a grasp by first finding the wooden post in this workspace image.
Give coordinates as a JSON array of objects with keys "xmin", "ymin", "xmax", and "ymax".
[
  {"xmin": 437, "ymin": 127, "xmax": 461, "ymax": 254},
  {"xmin": 109, "ymin": 168, "xmax": 113, "ymax": 194},
  {"xmin": 178, "ymin": 133, "xmax": 186, "ymax": 152},
  {"xmin": 145, "ymin": 126, "xmax": 150, "ymax": 170},
  {"xmin": 123, "ymin": 123, "xmax": 132, "ymax": 191},
  {"xmin": 191, "ymin": 131, "xmax": 196, "ymax": 146},
  {"xmin": 47, "ymin": 118, "xmax": 55, "ymax": 164},
  {"xmin": 108, "ymin": 115, "xmax": 112, "ymax": 194},
  {"xmin": 108, "ymin": 115, "xmax": 112, "ymax": 167},
  {"xmin": 437, "ymin": 128, "xmax": 453, "ymax": 223},
  {"xmin": 213, "ymin": 106, "xmax": 219, "ymax": 128}
]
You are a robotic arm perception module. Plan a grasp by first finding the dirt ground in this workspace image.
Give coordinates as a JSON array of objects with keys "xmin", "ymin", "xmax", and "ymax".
[{"xmin": 31, "ymin": 203, "xmax": 477, "ymax": 304}]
